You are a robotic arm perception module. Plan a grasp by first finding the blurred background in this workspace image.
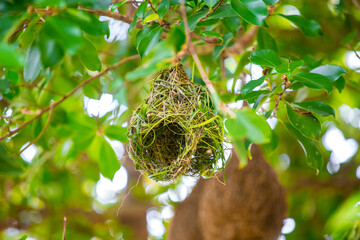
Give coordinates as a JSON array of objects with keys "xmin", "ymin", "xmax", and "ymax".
[{"xmin": 0, "ymin": 0, "xmax": 360, "ymax": 239}]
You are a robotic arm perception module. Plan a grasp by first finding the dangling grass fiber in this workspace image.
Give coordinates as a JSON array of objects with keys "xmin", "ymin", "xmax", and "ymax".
[{"xmin": 127, "ymin": 64, "xmax": 225, "ymax": 182}]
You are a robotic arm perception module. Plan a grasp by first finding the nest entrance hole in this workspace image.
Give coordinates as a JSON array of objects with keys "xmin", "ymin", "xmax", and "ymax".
[{"xmin": 143, "ymin": 122, "xmax": 187, "ymax": 165}]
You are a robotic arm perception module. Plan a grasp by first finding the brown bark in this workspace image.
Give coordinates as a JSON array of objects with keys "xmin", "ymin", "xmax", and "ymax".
[{"xmin": 169, "ymin": 145, "xmax": 287, "ymax": 240}]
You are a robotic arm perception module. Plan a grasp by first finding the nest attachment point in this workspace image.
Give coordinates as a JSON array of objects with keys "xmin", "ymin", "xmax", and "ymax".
[{"xmin": 127, "ymin": 64, "xmax": 225, "ymax": 182}]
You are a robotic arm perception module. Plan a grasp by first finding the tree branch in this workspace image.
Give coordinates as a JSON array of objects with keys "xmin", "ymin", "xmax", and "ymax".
[
  {"xmin": 200, "ymin": 0, "xmax": 225, "ymax": 21},
  {"xmin": 12, "ymin": 84, "xmax": 65, "ymax": 96},
  {"xmin": 180, "ymin": 0, "xmax": 235, "ymax": 118},
  {"xmin": 15, "ymin": 105, "xmax": 54, "ymax": 156},
  {"xmin": 224, "ymin": 26, "xmax": 258, "ymax": 56},
  {"xmin": 273, "ymin": 80, "xmax": 288, "ymax": 117},
  {"xmin": 79, "ymin": 7, "xmax": 144, "ymax": 29},
  {"xmin": 0, "ymin": 55, "xmax": 139, "ymax": 142},
  {"xmin": 148, "ymin": 0, "xmax": 158, "ymax": 14}
]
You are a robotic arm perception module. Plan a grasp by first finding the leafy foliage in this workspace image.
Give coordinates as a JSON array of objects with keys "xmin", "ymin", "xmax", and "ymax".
[{"xmin": 0, "ymin": 0, "xmax": 360, "ymax": 239}]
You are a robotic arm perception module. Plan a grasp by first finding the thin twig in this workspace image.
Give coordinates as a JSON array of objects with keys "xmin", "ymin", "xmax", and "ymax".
[
  {"xmin": 148, "ymin": 0, "xmax": 158, "ymax": 14},
  {"xmin": 79, "ymin": 7, "xmax": 144, "ymax": 29},
  {"xmin": 62, "ymin": 217, "xmax": 67, "ymax": 240},
  {"xmin": 9, "ymin": 23, "xmax": 29, "ymax": 39},
  {"xmin": 180, "ymin": 0, "xmax": 235, "ymax": 118},
  {"xmin": 15, "ymin": 105, "xmax": 54, "ymax": 156},
  {"xmin": 200, "ymin": 0, "xmax": 225, "ymax": 21},
  {"xmin": 0, "ymin": 55, "xmax": 139, "ymax": 142},
  {"xmin": 12, "ymin": 84, "xmax": 64, "ymax": 96},
  {"xmin": 348, "ymin": 45, "xmax": 360, "ymax": 60},
  {"xmin": 273, "ymin": 76, "xmax": 288, "ymax": 117}
]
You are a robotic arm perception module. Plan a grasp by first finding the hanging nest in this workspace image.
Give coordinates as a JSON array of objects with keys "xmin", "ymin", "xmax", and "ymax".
[{"xmin": 127, "ymin": 64, "xmax": 225, "ymax": 182}]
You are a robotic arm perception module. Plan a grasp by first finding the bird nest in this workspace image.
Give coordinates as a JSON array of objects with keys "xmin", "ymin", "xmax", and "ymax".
[{"xmin": 127, "ymin": 64, "xmax": 225, "ymax": 182}]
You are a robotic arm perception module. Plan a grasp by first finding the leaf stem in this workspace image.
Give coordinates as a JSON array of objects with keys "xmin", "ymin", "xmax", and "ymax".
[{"xmin": 200, "ymin": 0, "xmax": 225, "ymax": 21}]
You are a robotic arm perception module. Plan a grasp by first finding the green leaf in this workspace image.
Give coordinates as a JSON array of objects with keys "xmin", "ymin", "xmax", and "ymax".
[
  {"xmin": 257, "ymin": 27, "xmax": 278, "ymax": 52},
  {"xmin": 44, "ymin": 15, "xmax": 83, "ymax": 55},
  {"xmin": 333, "ymin": 76, "xmax": 345, "ymax": 93},
  {"xmin": 136, "ymin": 1, "xmax": 148, "ymax": 19},
  {"xmin": 129, "ymin": 15, "xmax": 138, "ymax": 33},
  {"xmin": 284, "ymin": 122, "xmax": 323, "ymax": 171},
  {"xmin": 279, "ymin": 14, "xmax": 322, "ymax": 37},
  {"xmin": 293, "ymin": 72, "xmax": 333, "ymax": 93},
  {"xmin": 212, "ymin": 33, "xmax": 233, "ymax": 60},
  {"xmin": 252, "ymin": 92, "xmax": 269, "ymax": 110},
  {"xmin": 325, "ymin": 192, "xmax": 360, "ymax": 239},
  {"xmin": 204, "ymin": 0, "xmax": 217, "ymax": 7},
  {"xmin": 6, "ymin": 70, "xmax": 19, "ymax": 84},
  {"xmin": 185, "ymin": 11, "xmax": 208, "ymax": 31},
  {"xmin": 90, "ymin": 136, "xmax": 120, "ymax": 180},
  {"xmin": 113, "ymin": 78, "xmax": 128, "ymax": 106},
  {"xmin": 0, "ymin": 43, "xmax": 24, "ymax": 69},
  {"xmin": 0, "ymin": 14, "xmax": 20, "ymax": 40},
  {"xmin": 310, "ymin": 64, "xmax": 346, "ymax": 81},
  {"xmin": 17, "ymin": 234, "xmax": 28, "ymax": 240},
  {"xmin": 308, "ymin": 63, "xmax": 346, "ymax": 93},
  {"xmin": 0, "ymin": 144, "xmax": 24, "ymax": 175},
  {"xmin": 158, "ymin": 0, "xmax": 169, "ymax": 18},
  {"xmin": 104, "ymin": 125, "xmax": 128, "ymax": 142},
  {"xmin": 225, "ymin": 118, "xmax": 247, "ymax": 140},
  {"xmin": 208, "ymin": 5, "xmax": 238, "ymax": 19},
  {"xmin": 250, "ymin": 49, "xmax": 281, "ymax": 67},
  {"xmin": 24, "ymin": 42, "xmax": 42, "ymax": 82},
  {"xmin": 236, "ymin": 90, "xmax": 270, "ymax": 103},
  {"xmin": 167, "ymin": 25, "xmax": 186, "ymax": 52},
  {"xmin": 143, "ymin": 13, "xmax": 159, "ymax": 23},
  {"xmin": 341, "ymin": 29, "xmax": 358, "ymax": 45},
  {"xmin": 135, "ymin": 26, "xmax": 156, "ymax": 48},
  {"xmin": 292, "ymin": 101, "xmax": 335, "ymax": 116},
  {"xmin": 232, "ymin": 139, "xmax": 248, "ymax": 167},
  {"xmin": 65, "ymin": 10, "xmax": 110, "ymax": 38},
  {"xmin": 38, "ymin": 32, "xmax": 64, "ymax": 67},
  {"xmin": 222, "ymin": 16, "xmax": 240, "ymax": 35},
  {"xmin": 137, "ymin": 26, "xmax": 163, "ymax": 57},
  {"xmin": 275, "ymin": 59, "xmax": 304, "ymax": 74},
  {"xmin": 303, "ymin": 54, "xmax": 323, "ymax": 69},
  {"xmin": 100, "ymin": 138, "xmax": 120, "ymax": 179},
  {"xmin": 235, "ymin": 108, "xmax": 272, "ymax": 144},
  {"xmin": 263, "ymin": 0, "xmax": 279, "ymax": 5},
  {"xmin": 201, "ymin": 30, "xmax": 223, "ymax": 43},
  {"xmin": 234, "ymin": 51, "xmax": 251, "ymax": 78},
  {"xmin": 78, "ymin": 38, "xmax": 101, "ymax": 71},
  {"xmin": 111, "ymin": 1, "xmax": 128, "ymax": 12},
  {"xmin": 286, "ymin": 104, "xmax": 321, "ymax": 139},
  {"xmin": 241, "ymin": 76, "xmax": 266, "ymax": 95},
  {"xmin": 0, "ymin": 79, "xmax": 11, "ymax": 94},
  {"xmin": 230, "ymin": 0, "xmax": 268, "ymax": 26}
]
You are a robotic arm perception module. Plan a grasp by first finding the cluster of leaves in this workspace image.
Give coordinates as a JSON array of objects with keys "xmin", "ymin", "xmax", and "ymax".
[
  {"xmin": 226, "ymin": 46, "xmax": 346, "ymax": 171},
  {"xmin": 0, "ymin": 0, "xmax": 360, "ymax": 239},
  {"xmin": 0, "ymin": 0, "xmax": 132, "ymax": 180}
]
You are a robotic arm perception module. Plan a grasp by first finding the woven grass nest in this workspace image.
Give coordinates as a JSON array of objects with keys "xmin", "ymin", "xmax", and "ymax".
[{"xmin": 127, "ymin": 64, "xmax": 225, "ymax": 182}]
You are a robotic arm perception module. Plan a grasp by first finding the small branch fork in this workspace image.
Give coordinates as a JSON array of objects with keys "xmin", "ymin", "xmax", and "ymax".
[
  {"xmin": 200, "ymin": 0, "xmax": 225, "ymax": 21},
  {"xmin": 273, "ymin": 74, "xmax": 289, "ymax": 117},
  {"xmin": 180, "ymin": 0, "xmax": 235, "ymax": 118},
  {"xmin": 0, "ymin": 55, "xmax": 139, "ymax": 142}
]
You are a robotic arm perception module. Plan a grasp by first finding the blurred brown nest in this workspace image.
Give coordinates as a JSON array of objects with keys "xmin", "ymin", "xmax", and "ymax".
[{"xmin": 127, "ymin": 64, "xmax": 225, "ymax": 182}]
